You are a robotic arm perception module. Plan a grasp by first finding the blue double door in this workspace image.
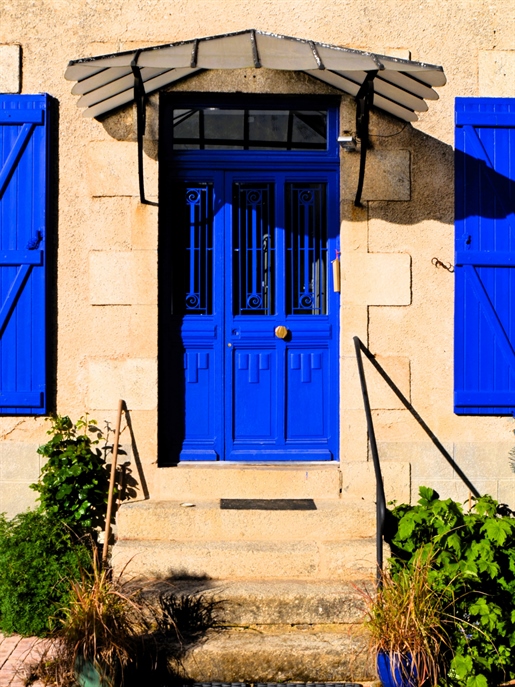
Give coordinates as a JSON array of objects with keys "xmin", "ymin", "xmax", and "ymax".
[{"xmin": 168, "ymin": 166, "xmax": 339, "ymax": 462}]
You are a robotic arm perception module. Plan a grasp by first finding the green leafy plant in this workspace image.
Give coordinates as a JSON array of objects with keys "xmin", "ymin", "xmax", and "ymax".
[
  {"xmin": 0, "ymin": 509, "xmax": 92, "ymax": 637},
  {"xmin": 388, "ymin": 487, "xmax": 515, "ymax": 687},
  {"xmin": 32, "ymin": 414, "xmax": 110, "ymax": 534},
  {"xmin": 363, "ymin": 549, "xmax": 455, "ymax": 687}
]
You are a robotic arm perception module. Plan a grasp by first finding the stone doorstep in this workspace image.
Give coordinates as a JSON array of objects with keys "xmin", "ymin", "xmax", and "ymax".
[
  {"xmin": 116, "ymin": 499, "xmax": 375, "ymax": 543},
  {"xmin": 150, "ymin": 464, "xmax": 343, "ymax": 501}
]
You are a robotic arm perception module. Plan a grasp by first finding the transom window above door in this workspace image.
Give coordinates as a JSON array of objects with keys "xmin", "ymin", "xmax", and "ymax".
[{"xmin": 171, "ymin": 107, "xmax": 327, "ymax": 150}]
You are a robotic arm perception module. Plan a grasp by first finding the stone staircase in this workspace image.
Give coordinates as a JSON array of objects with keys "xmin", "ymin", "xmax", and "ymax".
[
  {"xmin": 156, "ymin": 580, "xmax": 375, "ymax": 683},
  {"xmin": 113, "ymin": 464, "xmax": 378, "ymax": 683}
]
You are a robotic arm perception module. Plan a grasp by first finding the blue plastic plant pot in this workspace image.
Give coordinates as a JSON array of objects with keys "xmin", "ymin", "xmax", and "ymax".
[
  {"xmin": 75, "ymin": 656, "xmax": 113, "ymax": 687},
  {"xmin": 377, "ymin": 651, "xmax": 418, "ymax": 687}
]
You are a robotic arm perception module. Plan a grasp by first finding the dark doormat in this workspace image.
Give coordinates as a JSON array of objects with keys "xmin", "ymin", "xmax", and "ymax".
[{"xmin": 220, "ymin": 498, "xmax": 317, "ymax": 510}]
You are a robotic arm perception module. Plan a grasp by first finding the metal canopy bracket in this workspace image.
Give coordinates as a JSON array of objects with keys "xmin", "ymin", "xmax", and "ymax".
[
  {"xmin": 354, "ymin": 70, "xmax": 377, "ymax": 208},
  {"xmin": 131, "ymin": 50, "xmax": 157, "ymax": 206}
]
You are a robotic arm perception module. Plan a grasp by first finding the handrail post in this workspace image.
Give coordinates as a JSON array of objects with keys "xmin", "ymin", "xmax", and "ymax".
[{"xmin": 353, "ymin": 336, "xmax": 386, "ymax": 587}]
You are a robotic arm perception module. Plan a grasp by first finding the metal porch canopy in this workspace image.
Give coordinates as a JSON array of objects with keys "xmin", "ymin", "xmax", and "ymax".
[{"xmin": 64, "ymin": 29, "xmax": 446, "ymax": 122}]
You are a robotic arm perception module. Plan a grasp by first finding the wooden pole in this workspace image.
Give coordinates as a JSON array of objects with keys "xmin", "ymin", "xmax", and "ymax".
[{"xmin": 102, "ymin": 399, "xmax": 124, "ymax": 567}]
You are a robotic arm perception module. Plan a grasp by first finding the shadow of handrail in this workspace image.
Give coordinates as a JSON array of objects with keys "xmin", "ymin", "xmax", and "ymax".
[{"xmin": 353, "ymin": 336, "xmax": 481, "ymax": 584}]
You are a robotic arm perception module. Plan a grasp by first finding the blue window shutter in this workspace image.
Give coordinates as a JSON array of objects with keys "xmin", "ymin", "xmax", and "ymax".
[
  {"xmin": 455, "ymin": 98, "xmax": 515, "ymax": 415},
  {"xmin": 0, "ymin": 95, "xmax": 49, "ymax": 415}
]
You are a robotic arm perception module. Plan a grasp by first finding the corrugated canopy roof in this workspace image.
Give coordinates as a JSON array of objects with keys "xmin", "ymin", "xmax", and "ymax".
[{"xmin": 65, "ymin": 29, "xmax": 446, "ymax": 122}]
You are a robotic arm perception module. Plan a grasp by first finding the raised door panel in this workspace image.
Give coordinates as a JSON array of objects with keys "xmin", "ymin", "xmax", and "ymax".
[
  {"xmin": 286, "ymin": 349, "xmax": 328, "ymax": 440},
  {"xmin": 233, "ymin": 349, "xmax": 276, "ymax": 440}
]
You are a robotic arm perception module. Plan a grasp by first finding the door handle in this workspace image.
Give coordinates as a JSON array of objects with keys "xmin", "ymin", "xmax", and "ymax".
[{"xmin": 275, "ymin": 325, "xmax": 288, "ymax": 339}]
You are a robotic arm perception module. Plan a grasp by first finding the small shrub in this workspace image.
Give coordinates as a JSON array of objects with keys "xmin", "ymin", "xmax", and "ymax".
[
  {"xmin": 32, "ymin": 414, "xmax": 110, "ymax": 534},
  {"xmin": 388, "ymin": 486, "xmax": 515, "ymax": 687},
  {"xmin": 0, "ymin": 510, "xmax": 92, "ymax": 637}
]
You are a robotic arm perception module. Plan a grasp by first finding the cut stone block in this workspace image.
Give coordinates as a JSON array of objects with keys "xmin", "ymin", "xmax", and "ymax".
[
  {"xmin": 87, "ymin": 357, "xmax": 157, "ymax": 410},
  {"xmin": 479, "ymin": 51, "xmax": 515, "ymax": 96},
  {"xmin": 341, "ymin": 355, "xmax": 410, "ymax": 410},
  {"xmin": 0, "ymin": 442, "xmax": 40, "ymax": 481},
  {"xmin": 0, "ymin": 45, "xmax": 20, "ymax": 93},
  {"xmin": 89, "ymin": 250, "xmax": 157, "ymax": 305},
  {"xmin": 87, "ymin": 141, "xmax": 158, "ymax": 198},
  {"xmin": 342, "ymin": 252, "xmax": 411, "ymax": 306},
  {"xmin": 341, "ymin": 150, "xmax": 410, "ymax": 201}
]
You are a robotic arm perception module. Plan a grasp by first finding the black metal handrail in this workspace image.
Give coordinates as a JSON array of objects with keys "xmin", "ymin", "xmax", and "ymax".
[
  {"xmin": 353, "ymin": 336, "xmax": 481, "ymax": 586},
  {"xmin": 353, "ymin": 337, "xmax": 387, "ymax": 587}
]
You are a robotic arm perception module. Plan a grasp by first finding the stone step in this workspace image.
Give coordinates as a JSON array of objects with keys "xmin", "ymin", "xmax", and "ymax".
[
  {"xmin": 161, "ymin": 579, "xmax": 371, "ymax": 626},
  {"xmin": 113, "ymin": 538, "xmax": 376, "ymax": 580},
  {"xmin": 174, "ymin": 629, "xmax": 375, "ymax": 683},
  {"xmin": 150, "ymin": 464, "xmax": 342, "ymax": 501},
  {"xmin": 116, "ymin": 499, "xmax": 375, "ymax": 543}
]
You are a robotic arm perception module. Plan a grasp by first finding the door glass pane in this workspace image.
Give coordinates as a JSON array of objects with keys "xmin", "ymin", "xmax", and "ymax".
[
  {"xmin": 286, "ymin": 183, "xmax": 327, "ymax": 315},
  {"xmin": 232, "ymin": 183, "xmax": 275, "ymax": 315},
  {"xmin": 172, "ymin": 109, "xmax": 327, "ymax": 150},
  {"xmin": 172, "ymin": 183, "xmax": 214, "ymax": 315},
  {"xmin": 248, "ymin": 110, "xmax": 326, "ymax": 150}
]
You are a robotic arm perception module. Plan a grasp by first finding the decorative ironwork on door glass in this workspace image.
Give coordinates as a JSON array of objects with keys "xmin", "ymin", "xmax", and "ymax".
[
  {"xmin": 286, "ymin": 183, "xmax": 327, "ymax": 315},
  {"xmin": 181, "ymin": 183, "xmax": 214, "ymax": 315},
  {"xmin": 232, "ymin": 183, "xmax": 275, "ymax": 316}
]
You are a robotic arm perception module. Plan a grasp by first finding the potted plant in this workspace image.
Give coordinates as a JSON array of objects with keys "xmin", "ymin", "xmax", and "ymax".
[
  {"xmin": 363, "ymin": 551, "xmax": 455, "ymax": 687},
  {"xmin": 51, "ymin": 553, "xmax": 144, "ymax": 687}
]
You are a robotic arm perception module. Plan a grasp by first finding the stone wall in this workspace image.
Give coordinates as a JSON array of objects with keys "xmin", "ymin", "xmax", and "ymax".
[{"xmin": 0, "ymin": 1, "xmax": 515, "ymax": 517}]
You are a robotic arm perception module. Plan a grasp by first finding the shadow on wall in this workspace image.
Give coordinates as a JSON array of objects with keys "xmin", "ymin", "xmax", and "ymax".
[
  {"xmin": 98, "ymin": 96, "xmax": 459, "ymax": 226},
  {"xmin": 365, "ymin": 120, "xmax": 455, "ymax": 226},
  {"xmin": 102, "ymin": 405, "xmax": 150, "ymax": 510},
  {"xmin": 97, "ymin": 83, "xmax": 515, "ymax": 227}
]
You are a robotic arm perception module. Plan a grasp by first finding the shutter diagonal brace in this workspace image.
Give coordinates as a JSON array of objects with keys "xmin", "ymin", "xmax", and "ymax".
[
  {"xmin": 0, "ymin": 123, "xmax": 36, "ymax": 200},
  {"xmin": 131, "ymin": 51, "xmax": 157, "ymax": 207},
  {"xmin": 0, "ymin": 264, "xmax": 32, "ymax": 338}
]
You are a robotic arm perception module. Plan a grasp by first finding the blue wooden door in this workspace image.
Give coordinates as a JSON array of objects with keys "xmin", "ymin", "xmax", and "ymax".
[
  {"xmin": 170, "ymin": 167, "xmax": 339, "ymax": 461},
  {"xmin": 455, "ymin": 99, "xmax": 515, "ymax": 414},
  {"xmin": 225, "ymin": 170, "xmax": 338, "ymax": 460}
]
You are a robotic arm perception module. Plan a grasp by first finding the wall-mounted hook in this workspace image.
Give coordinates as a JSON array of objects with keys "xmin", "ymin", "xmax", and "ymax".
[{"xmin": 432, "ymin": 257, "xmax": 454, "ymax": 273}]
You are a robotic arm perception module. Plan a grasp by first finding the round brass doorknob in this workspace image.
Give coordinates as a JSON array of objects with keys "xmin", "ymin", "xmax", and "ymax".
[{"xmin": 275, "ymin": 325, "xmax": 288, "ymax": 339}]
